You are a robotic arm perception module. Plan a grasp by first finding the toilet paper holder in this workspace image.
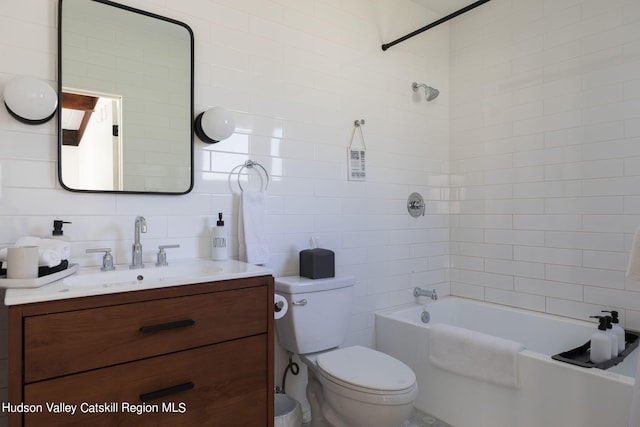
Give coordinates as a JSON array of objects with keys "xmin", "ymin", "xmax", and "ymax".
[{"xmin": 274, "ymin": 294, "xmax": 289, "ymax": 320}]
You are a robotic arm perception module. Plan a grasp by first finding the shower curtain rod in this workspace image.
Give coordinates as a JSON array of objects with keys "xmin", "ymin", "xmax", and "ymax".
[{"xmin": 381, "ymin": 0, "xmax": 491, "ymax": 51}]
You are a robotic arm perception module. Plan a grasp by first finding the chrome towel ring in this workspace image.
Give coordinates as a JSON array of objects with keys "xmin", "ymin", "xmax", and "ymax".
[{"xmin": 232, "ymin": 160, "xmax": 269, "ymax": 192}]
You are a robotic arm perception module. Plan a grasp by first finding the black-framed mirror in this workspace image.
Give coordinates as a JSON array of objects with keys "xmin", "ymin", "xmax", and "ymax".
[{"xmin": 58, "ymin": 0, "xmax": 194, "ymax": 194}]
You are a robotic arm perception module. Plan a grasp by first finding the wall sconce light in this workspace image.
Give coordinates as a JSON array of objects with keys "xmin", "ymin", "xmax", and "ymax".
[
  {"xmin": 3, "ymin": 76, "xmax": 58, "ymax": 125},
  {"xmin": 194, "ymin": 107, "xmax": 236, "ymax": 144}
]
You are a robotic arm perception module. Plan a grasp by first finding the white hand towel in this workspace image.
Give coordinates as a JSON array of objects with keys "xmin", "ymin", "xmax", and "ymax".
[
  {"xmin": 38, "ymin": 238, "xmax": 71, "ymax": 260},
  {"xmin": 630, "ymin": 353, "xmax": 640, "ymax": 427},
  {"xmin": 38, "ymin": 249, "xmax": 62, "ymax": 268},
  {"xmin": 238, "ymin": 190, "xmax": 269, "ymax": 265},
  {"xmin": 627, "ymin": 227, "xmax": 640, "ymax": 281},
  {"xmin": 0, "ymin": 236, "xmax": 70, "ymax": 269},
  {"xmin": 15, "ymin": 236, "xmax": 71, "ymax": 261},
  {"xmin": 429, "ymin": 323, "xmax": 525, "ymax": 389},
  {"xmin": 13, "ymin": 236, "xmax": 40, "ymax": 247}
]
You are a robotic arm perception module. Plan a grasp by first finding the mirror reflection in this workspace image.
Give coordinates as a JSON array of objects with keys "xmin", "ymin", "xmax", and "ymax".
[
  {"xmin": 58, "ymin": 0, "xmax": 194, "ymax": 194},
  {"xmin": 61, "ymin": 89, "xmax": 123, "ymax": 190}
]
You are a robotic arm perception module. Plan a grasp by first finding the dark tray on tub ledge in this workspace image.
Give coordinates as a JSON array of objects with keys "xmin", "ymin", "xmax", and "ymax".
[{"xmin": 552, "ymin": 330, "xmax": 640, "ymax": 370}]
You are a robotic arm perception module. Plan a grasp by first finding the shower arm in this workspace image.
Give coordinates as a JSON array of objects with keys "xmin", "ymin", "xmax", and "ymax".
[{"xmin": 412, "ymin": 82, "xmax": 427, "ymax": 92}]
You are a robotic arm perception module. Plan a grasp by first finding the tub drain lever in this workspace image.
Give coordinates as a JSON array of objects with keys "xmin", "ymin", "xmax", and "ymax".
[{"xmin": 421, "ymin": 309, "xmax": 430, "ymax": 324}]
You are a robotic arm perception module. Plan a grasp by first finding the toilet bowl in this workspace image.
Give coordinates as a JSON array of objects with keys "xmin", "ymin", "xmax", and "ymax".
[
  {"xmin": 302, "ymin": 346, "xmax": 418, "ymax": 427},
  {"xmin": 275, "ymin": 275, "xmax": 418, "ymax": 427}
]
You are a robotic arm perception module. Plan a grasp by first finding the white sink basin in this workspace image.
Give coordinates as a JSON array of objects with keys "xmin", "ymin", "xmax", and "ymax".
[
  {"xmin": 62, "ymin": 261, "xmax": 223, "ymax": 289},
  {"xmin": 5, "ymin": 259, "xmax": 272, "ymax": 306}
]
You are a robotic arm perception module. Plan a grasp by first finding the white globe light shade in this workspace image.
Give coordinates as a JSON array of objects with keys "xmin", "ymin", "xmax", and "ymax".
[
  {"xmin": 4, "ymin": 76, "xmax": 58, "ymax": 124},
  {"xmin": 196, "ymin": 107, "xmax": 236, "ymax": 143}
]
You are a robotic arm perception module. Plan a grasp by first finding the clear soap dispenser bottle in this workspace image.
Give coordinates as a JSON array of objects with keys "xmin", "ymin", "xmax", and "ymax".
[
  {"xmin": 211, "ymin": 212, "xmax": 228, "ymax": 261},
  {"xmin": 589, "ymin": 316, "xmax": 612, "ymax": 364}
]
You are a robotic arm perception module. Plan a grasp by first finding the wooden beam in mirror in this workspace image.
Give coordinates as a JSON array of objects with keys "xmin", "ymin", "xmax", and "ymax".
[
  {"xmin": 58, "ymin": 0, "xmax": 194, "ymax": 194},
  {"xmin": 61, "ymin": 92, "xmax": 98, "ymax": 146}
]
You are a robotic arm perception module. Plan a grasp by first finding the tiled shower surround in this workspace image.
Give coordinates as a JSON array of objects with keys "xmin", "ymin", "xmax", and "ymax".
[
  {"xmin": 449, "ymin": 0, "xmax": 640, "ymax": 327},
  {"xmin": 0, "ymin": 0, "xmax": 639, "ymax": 423}
]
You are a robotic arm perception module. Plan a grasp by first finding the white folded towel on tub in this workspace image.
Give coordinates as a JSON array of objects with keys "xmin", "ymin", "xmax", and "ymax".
[
  {"xmin": 429, "ymin": 323, "xmax": 525, "ymax": 389},
  {"xmin": 629, "ymin": 353, "xmax": 640, "ymax": 427},
  {"xmin": 627, "ymin": 226, "xmax": 640, "ymax": 281}
]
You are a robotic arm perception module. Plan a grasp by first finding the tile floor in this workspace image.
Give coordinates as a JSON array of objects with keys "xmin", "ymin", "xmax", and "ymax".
[
  {"xmin": 400, "ymin": 408, "xmax": 452, "ymax": 427},
  {"xmin": 300, "ymin": 408, "xmax": 451, "ymax": 427}
]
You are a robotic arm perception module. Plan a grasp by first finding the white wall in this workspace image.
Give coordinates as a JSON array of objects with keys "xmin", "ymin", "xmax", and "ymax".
[
  {"xmin": 0, "ymin": 0, "xmax": 450, "ymax": 413},
  {"xmin": 450, "ymin": 0, "xmax": 640, "ymax": 328}
]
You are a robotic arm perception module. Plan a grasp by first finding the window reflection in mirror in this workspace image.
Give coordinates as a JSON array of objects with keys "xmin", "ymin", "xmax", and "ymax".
[{"xmin": 58, "ymin": 0, "xmax": 194, "ymax": 194}]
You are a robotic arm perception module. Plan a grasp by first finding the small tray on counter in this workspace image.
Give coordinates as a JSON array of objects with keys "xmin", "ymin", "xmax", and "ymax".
[
  {"xmin": 0, "ymin": 263, "xmax": 78, "ymax": 289},
  {"xmin": 552, "ymin": 330, "xmax": 639, "ymax": 370}
]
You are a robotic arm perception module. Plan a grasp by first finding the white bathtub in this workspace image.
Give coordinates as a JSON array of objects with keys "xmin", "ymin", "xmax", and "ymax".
[{"xmin": 375, "ymin": 297, "xmax": 638, "ymax": 427}]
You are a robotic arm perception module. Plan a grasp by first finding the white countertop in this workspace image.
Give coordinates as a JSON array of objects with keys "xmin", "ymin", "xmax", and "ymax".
[{"xmin": 4, "ymin": 259, "xmax": 272, "ymax": 306}]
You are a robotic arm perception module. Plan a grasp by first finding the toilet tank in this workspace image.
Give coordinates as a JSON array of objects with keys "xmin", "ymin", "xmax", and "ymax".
[{"xmin": 275, "ymin": 276, "xmax": 354, "ymax": 354}]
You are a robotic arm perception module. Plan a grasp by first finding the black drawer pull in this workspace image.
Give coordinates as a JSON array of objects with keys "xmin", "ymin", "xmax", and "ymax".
[
  {"xmin": 139, "ymin": 319, "xmax": 195, "ymax": 334},
  {"xmin": 140, "ymin": 382, "xmax": 194, "ymax": 402}
]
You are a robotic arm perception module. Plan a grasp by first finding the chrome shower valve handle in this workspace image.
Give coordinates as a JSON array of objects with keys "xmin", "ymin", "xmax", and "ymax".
[{"xmin": 407, "ymin": 192, "xmax": 425, "ymax": 217}]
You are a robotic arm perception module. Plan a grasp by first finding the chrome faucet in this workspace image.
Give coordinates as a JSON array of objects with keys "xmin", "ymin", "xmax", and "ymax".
[
  {"xmin": 413, "ymin": 287, "xmax": 438, "ymax": 300},
  {"xmin": 130, "ymin": 216, "xmax": 147, "ymax": 269}
]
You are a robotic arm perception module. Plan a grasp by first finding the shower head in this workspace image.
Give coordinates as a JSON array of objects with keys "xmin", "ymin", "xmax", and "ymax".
[
  {"xmin": 425, "ymin": 86, "xmax": 439, "ymax": 101},
  {"xmin": 412, "ymin": 82, "xmax": 439, "ymax": 101}
]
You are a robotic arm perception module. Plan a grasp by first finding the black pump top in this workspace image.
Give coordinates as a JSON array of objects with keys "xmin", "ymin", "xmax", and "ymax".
[
  {"xmin": 53, "ymin": 220, "xmax": 71, "ymax": 236},
  {"xmin": 604, "ymin": 316, "xmax": 613, "ymax": 329},
  {"xmin": 598, "ymin": 317, "xmax": 607, "ymax": 331},
  {"xmin": 590, "ymin": 315, "xmax": 608, "ymax": 331},
  {"xmin": 216, "ymin": 212, "xmax": 224, "ymax": 227},
  {"xmin": 602, "ymin": 310, "xmax": 619, "ymax": 323}
]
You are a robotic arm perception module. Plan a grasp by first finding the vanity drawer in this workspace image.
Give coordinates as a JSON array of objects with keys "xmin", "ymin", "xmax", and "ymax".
[
  {"xmin": 24, "ymin": 286, "xmax": 267, "ymax": 383},
  {"xmin": 23, "ymin": 335, "xmax": 268, "ymax": 427}
]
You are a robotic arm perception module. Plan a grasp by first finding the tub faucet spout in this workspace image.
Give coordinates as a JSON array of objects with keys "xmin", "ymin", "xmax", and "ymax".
[
  {"xmin": 414, "ymin": 287, "xmax": 437, "ymax": 300},
  {"xmin": 130, "ymin": 216, "xmax": 147, "ymax": 269}
]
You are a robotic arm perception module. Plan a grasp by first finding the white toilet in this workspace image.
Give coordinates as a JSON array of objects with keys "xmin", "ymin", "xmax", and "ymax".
[{"xmin": 275, "ymin": 275, "xmax": 418, "ymax": 427}]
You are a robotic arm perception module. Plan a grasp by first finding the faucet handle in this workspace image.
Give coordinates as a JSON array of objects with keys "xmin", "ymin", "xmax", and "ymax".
[
  {"xmin": 156, "ymin": 244, "xmax": 180, "ymax": 267},
  {"xmin": 86, "ymin": 248, "xmax": 115, "ymax": 271}
]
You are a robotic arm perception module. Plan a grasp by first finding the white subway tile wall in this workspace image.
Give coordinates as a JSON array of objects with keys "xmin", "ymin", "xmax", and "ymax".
[{"xmin": 450, "ymin": 0, "xmax": 640, "ymax": 325}]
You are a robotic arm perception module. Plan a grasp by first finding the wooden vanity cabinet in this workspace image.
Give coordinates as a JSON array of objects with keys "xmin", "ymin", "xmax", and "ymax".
[{"xmin": 7, "ymin": 275, "xmax": 275, "ymax": 427}]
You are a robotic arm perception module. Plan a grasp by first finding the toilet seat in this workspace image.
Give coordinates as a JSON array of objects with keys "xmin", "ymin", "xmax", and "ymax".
[{"xmin": 315, "ymin": 346, "xmax": 416, "ymax": 396}]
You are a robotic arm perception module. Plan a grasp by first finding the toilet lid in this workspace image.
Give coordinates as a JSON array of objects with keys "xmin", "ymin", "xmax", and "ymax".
[{"xmin": 316, "ymin": 346, "xmax": 416, "ymax": 392}]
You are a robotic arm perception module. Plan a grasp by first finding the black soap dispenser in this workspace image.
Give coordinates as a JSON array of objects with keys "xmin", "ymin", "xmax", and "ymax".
[{"xmin": 52, "ymin": 220, "xmax": 72, "ymax": 240}]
